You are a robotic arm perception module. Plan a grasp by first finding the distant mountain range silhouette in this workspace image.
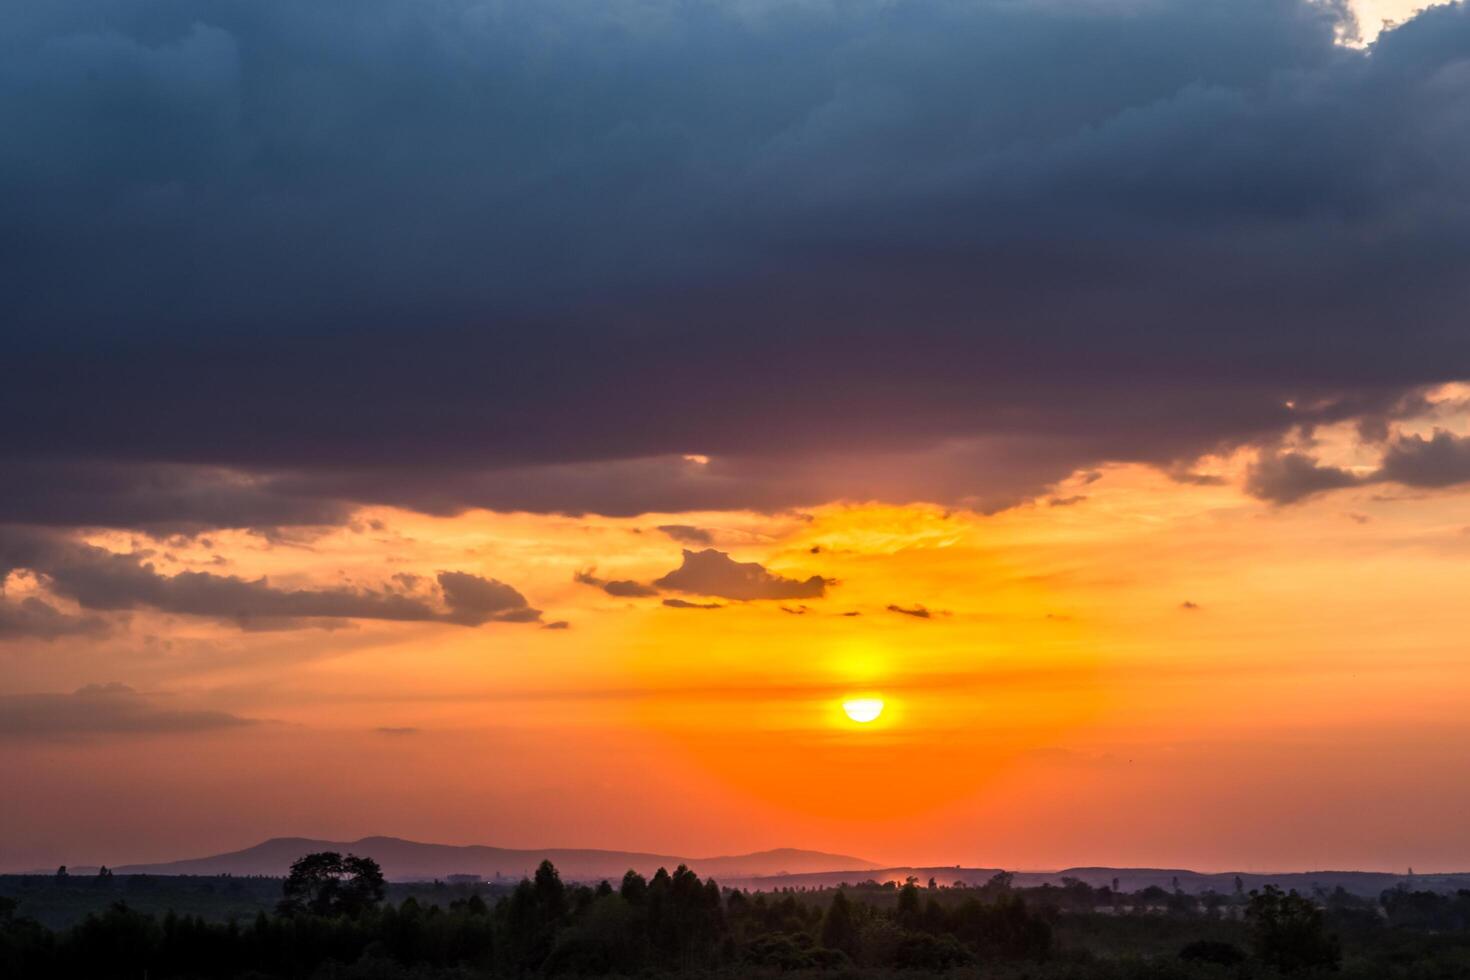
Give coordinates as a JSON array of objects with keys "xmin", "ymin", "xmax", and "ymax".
[
  {"xmin": 104, "ymin": 839, "xmax": 1470, "ymax": 897},
  {"xmin": 113, "ymin": 837, "xmax": 881, "ymax": 881}
]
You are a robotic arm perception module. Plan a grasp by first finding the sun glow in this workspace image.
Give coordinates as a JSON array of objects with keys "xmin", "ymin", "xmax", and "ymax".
[{"xmin": 841, "ymin": 697, "xmax": 885, "ymax": 724}]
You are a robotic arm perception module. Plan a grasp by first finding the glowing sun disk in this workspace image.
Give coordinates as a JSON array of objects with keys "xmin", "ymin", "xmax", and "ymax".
[{"xmin": 842, "ymin": 697, "xmax": 885, "ymax": 723}]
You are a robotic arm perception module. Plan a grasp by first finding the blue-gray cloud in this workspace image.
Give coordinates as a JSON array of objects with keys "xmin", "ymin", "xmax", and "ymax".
[
  {"xmin": 0, "ymin": 528, "xmax": 540, "ymax": 629},
  {"xmin": 4, "ymin": 1, "xmax": 1470, "ymax": 522}
]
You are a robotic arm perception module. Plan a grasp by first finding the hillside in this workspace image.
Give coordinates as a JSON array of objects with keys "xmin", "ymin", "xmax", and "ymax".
[{"xmin": 113, "ymin": 836, "xmax": 879, "ymax": 881}]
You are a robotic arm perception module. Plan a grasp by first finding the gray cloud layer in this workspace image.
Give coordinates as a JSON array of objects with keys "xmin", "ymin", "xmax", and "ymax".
[
  {"xmin": 0, "ymin": 596, "xmax": 109, "ymax": 641},
  {"xmin": 5, "ymin": 1, "xmax": 1470, "ymax": 523},
  {"xmin": 0, "ymin": 684, "xmax": 254, "ymax": 738}
]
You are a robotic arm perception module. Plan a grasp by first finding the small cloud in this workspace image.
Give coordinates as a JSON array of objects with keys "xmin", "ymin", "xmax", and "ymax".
[
  {"xmin": 1168, "ymin": 470, "xmax": 1228, "ymax": 487},
  {"xmin": 657, "ymin": 524, "xmax": 713, "ymax": 546},
  {"xmin": 653, "ymin": 548, "xmax": 830, "ymax": 601},
  {"xmin": 662, "ymin": 598, "xmax": 723, "ymax": 610},
  {"xmin": 438, "ymin": 571, "xmax": 542, "ymax": 624},
  {"xmin": 780, "ymin": 605, "xmax": 808, "ymax": 615},
  {"xmin": 1180, "ymin": 601, "xmax": 1200, "ymax": 610},
  {"xmin": 1346, "ymin": 512, "xmax": 1371, "ymax": 524},
  {"xmin": 841, "ymin": 610, "xmax": 862, "ymax": 617},
  {"xmin": 543, "ymin": 620, "xmax": 571, "ymax": 630},
  {"xmin": 574, "ymin": 569, "xmax": 658, "ymax": 598},
  {"xmin": 374, "ymin": 726, "xmax": 419, "ymax": 736},
  {"xmin": 887, "ymin": 603, "xmax": 935, "ymax": 619},
  {"xmin": 1045, "ymin": 612, "xmax": 1072, "ymax": 622},
  {"xmin": 1245, "ymin": 451, "xmax": 1360, "ymax": 504},
  {"xmin": 1048, "ymin": 495, "xmax": 1087, "ymax": 507}
]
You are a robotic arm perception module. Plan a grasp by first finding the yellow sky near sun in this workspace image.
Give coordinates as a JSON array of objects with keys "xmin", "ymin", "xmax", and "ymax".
[{"xmin": 1352, "ymin": 0, "xmax": 1448, "ymax": 40}]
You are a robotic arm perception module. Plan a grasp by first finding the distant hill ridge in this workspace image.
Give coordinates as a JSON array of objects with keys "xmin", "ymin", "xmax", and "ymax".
[
  {"xmin": 113, "ymin": 836, "xmax": 881, "ymax": 882},
  {"xmin": 107, "ymin": 839, "xmax": 1470, "ymax": 897},
  {"xmin": 715, "ymin": 865, "xmax": 1470, "ymax": 898}
]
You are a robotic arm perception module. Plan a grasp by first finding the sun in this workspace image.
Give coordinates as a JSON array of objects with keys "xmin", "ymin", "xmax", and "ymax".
[{"xmin": 841, "ymin": 697, "xmax": 885, "ymax": 724}]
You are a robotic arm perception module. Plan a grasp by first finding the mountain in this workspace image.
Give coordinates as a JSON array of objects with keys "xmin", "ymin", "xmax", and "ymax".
[{"xmin": 113, "ymin": 837, "xmax": 880, "ymax": 882}]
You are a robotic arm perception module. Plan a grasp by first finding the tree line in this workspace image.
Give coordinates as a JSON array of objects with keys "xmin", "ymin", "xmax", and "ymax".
[{"xmin": 5, "ymin": 850, "xmax": 1469, "ymax": 978}]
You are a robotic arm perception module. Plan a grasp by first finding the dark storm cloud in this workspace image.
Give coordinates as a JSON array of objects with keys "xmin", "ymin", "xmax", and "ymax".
[
  {"xmin": 0, "ymin": 528, "xmax": 539, "ymax": 628},
  {"xmin": 573, "ymin": 569, "xmax": 660, "ymax": 598},
  {"xmin": 0, "ymin": 461, "xmax": 351, "ymax": 533},
  {"xmin": 6, "ymin": 1, "xmax": 1470, "ymax": 522},
  {"xmin": 0, "ymin": 684, "xmax": 254, "ymax": 738},
  {"xmin": 653, "ymin": 549, "xmax": 829, "ymax": 601}
]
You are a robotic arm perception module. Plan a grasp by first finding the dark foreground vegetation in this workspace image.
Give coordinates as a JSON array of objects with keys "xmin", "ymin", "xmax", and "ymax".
[{"xmin": 5, "ymin": 855, "xmax": 1470, "ymax": 979}]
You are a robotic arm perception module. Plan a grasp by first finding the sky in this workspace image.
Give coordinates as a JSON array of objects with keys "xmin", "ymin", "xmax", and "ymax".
[{"xmin": 3, "ymin": 0, "xmax": 1470, "ymax": 874}]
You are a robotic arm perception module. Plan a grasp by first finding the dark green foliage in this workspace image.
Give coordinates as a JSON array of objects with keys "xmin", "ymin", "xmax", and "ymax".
[
  {"xmin": 12, "ymin": 858, "xmax": 1470, "ymax": 978},
  {"xmin": 951, "ymin": 894, "xmax": 1054, "ymax": 959},
  {"xmin": 742, "ymin": 931, "xmax": 847, "ymax": 970},
  {"xmin": 1247, "ymin": 885, "xmax": 1342, "ymax": 972},
  {"xmin": 1381, "ymin": 888, "xmax": 1470, "ymax": 931},
  {"xmin": 1179, "ymin": 939, "xmax": 1246, "ymax": 965},
  {"xmin": 895, "ymin": 880, "xmax": 921, "ymax": 929},
  {"xmin": 819, "ymin": 889, "xmax": 856, "ymax": 955},
  {"xmin": 892, "ymin": 930, "xmax": 974, "ymax": 969}
]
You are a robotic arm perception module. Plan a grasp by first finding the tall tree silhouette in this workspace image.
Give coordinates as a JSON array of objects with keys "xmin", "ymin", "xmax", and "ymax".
[{"xmin": 278, "ymin": 852, "xmax": 385, "ymax": 917}]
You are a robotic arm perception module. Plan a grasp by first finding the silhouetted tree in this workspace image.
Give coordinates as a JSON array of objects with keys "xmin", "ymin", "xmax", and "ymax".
[
  {"xmin": 533, "ymin": 860, "xmax": 568, "ymax": 922},
  {"xmin": 1247, "ymin": 885, "xmax": 1341, "ymax": 972},
  {"xmin": 820, "ymin": 889, "xmax": 857, "ymax": 955},
  {"xmin": 619, "ymin": 870, "xmax": 647, "ymax": 905},
  {"xmin": 896, "ymin": 880, "xmax": 921, "ymax": 928},
  {"xmin": 277, "ymin": 852, "xmax": 385, "ymax": 917}
]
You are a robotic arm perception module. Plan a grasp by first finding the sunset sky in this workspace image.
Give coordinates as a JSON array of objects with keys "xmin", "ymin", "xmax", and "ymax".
[{"xmin": 5, "ymin": 0, "xmax": 1470, "ymax": 875}]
